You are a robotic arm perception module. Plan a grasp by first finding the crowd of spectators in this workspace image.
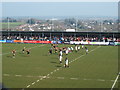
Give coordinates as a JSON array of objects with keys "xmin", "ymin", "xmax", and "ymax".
[{"xmin": 1, "ymin": 35, "xmax": 120, "ymax": 42}]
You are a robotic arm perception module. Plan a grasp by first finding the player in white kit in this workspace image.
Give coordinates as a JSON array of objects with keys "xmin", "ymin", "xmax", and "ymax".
[
  {"xmin": 82, "ymin": 45, "xmax": 84, "ymax": 49},
  {"xmin": 78, "ymin": 46, "xmax": 80, "ymax": 51},
  {"xmin": 75, "ymin": 45, "xmax": 78, "ymax": 52},
  {"xmin": 59, "ymin": 54, "xmax": 62, "ymax": 64},
  {"xmin": 64, "ymin": 57, "xmax": 69, "ymax": 67},
  {"xmin": 66, "ymin": 49, "xmax": 69, "ymax": 55},
  {"xmin": 60, "ymin": 50, "xmax": 63, "ymax": 56},
  {"xmin": 71, "ymin": 47, "xmax": 74, "ymax": 52},
  {"xmin": 85, "ymin": 47, "xmax": 88, "ymax": 54}
]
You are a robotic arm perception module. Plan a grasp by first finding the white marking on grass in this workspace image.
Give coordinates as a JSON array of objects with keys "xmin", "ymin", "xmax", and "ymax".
[
  {"xmin": 38, "ymin": 76, "xmax": 42, "ymax": 78},
  {"xmin": 111, "ymin": 80, "xmax": 114, "ymax": 82},
  {"xmin": 97, "ymin": 79, "xmax": 105, "ymax": 82},
  {"xmin": 27, "ymin": 85, "xmax": 31, "ymax": 88},
  {"xmin": 4, "ymin": 73, "xmax": 115, "ymax": 84},
  {"xmin": 32, "ymin": 82, "xmax": 35, "ymax": 85},
  {"xmin": 26, "ymin": 75, "xmax": 32, "ymax": 77},
  {"xmin": 3, "ymin": 74, "xmax": 10, "ymax": 76},
  {"xmin": 47, "ymin": 74, "xmax": 50, "ymax": 76},
  {"xmin": 3, "ymin": 74, "xmax": 50, "ymax": 79},
  {"xmin": 50, "ymin": 72, "xmax": 53, "ymax": 74},
  {"xmin": 83, "ymin": 78, "xmax": 87, "ymax": 80},
  {"xmin": 69, "ymin": 46, "xmax": 101, "ymax": 64},
  {"xmin": 47, "ymin": 76, "xmax": 50, "ymax": 78},
  {"xmin": 70, "ymin": 78, "xmax": 78, "ymax": 80},
  {"xmin": 36, "ymin": 80, "xmax": 39, "ymax": 82},
  {"xmin": 1, "ymin": 45, "xmax": 45, "ymax": 56},
  {"xmin": 40, "ymin": 78, "xmax": 43, "ymax": 80},
  {"xmin": 83, "ymin": 78, "xmax": 91, "ymax": 81},
  {"xmin": 111, "ymin": 73, "xmax": 119, "ymax": 90},
  {"xmin": 24, "ymin": 46, "xmax": 101, "ymax": 88},
  {"xmin": 57, "ymin": 77, "xmax": 64, "ymax": 79},
  {"xmin": 43, "ymin": 76, "xmax": 47, "ymax": 79},
  {"xmin": 1, "ymin": 52, "xmax": 11, "ymax": 55},
  {"xmin": 15, "ymin": 75, "xmax": 22, "ymax": 77}
]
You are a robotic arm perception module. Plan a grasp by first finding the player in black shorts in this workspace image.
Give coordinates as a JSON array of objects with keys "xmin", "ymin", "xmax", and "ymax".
[
  {"xmin": 22, "ymin": 47, "xmax": 26, "ymax": 54},
  {"xmin": 49, "ymin": 48, "xmax": 52, "ymax": 54},
  {"xmin": 53, "ymin": 45, "xmax": 56, "ymax": 49},
  {"xmin": 85, "ymin": 47, "xmax": 88, "ymax": 54},
  {"xmin": 12, "ymin": 49, "xmax": 16, "ymax": 58},
  {"xmin": 26, "ymin": 49, "xmax": 30, "ymax": 56}
]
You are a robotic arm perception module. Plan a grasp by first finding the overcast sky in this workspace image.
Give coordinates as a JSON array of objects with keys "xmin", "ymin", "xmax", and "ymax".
[{"xmin": 2, "ymin": 2, "xmax": 118, "ymax": 17}]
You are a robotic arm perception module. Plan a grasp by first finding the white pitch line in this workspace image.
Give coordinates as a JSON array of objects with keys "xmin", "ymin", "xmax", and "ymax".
[
  {"xmin": 70, "ymin": 78, "xmax": 78, "ymax": 80},
  {"xmin": 111, "ymin": 73, "xmax": 119, "ymax": 90},
  {"xmin": 83, "ymin": 78, "xmax": 91, "ymax": 81},
  {"xmin": 32, "ymin": 82, "xmax": 35, "ymax": 85},
  {"xmin": 24, "ymin": 46, "xmax": 101, "ymax": 88},
  {"xmin": 38, "ymin": 76, "xmax": 42, "ymax": 77},
  {"xmin": 68, "ymin": 46, "xmax": 101, "ymax": 65},
  {"xmin": 40, "ymin": 78, "xmax": 43, "ymax": 80},
  {"xmin": 26, "ymin": 75, "xmax": 33, "ymax": 77},
  {"xmin": 42, "ymin": 76, "xmax": 46, "ymax": 79},
  {"xmin": 15, "ymin": 75, "xmax": 22, "ymax": 77},
  {"xmin": 3, "ymin": 73, "xmax": 115, "ymax": 83},
  {"xmin": 50, "ymin": 72, "xmax": 53, "ymax": 74},
  {"xmin": 83, "ymin": 78, "xmax": 87, "ymax": 80},
  {"xmin": 97, "ymin": 79, "xmax": 105, "ymax": 82},
  {"xmin": 36, "ymin": 80, "xmax": 39, "ymax": 82},
  {"xmin": 1, "ymin": 44, "xmax": 45, "ymax": 56},
  {"xmin": 57, "ymin": 77, "xmax": 64, "ymax": 79},
  {"xmin": 47, "ymin": 74, "xmax": 50, "ymax": 76},
  {"xmin": 27, "ymin": 85, "xmax": 31, "ymax": 88},
  {"xmin": 3, "ymin": 74, "xmax": 10, "ymax": 76},
  {"xmin": 3, "ymin": 74, "xmax": 48, "ymax": 78},
  {"xmin": 111, "ymin": 80, "xmax": 114, "ymax": 82}
]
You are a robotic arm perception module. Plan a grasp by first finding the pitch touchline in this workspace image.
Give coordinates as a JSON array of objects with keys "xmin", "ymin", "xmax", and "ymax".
[
  {"xmin": 24, "ymin": 46, "xmax": 101, "ymax": 89},
  {"xmin": 111, "ymin": 72, "xmax": 120, "ymax": 90},
  {"xmin": 1, "ymin": 44, "xmax": 45, "ymax": 56}
]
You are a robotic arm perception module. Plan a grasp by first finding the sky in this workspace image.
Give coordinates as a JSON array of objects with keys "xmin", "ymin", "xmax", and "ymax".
[
  {"xmin": 2, "ymin": 2, "xmax": 118, "ymax": 17},
  {"xmin": 1, "ymin": 0, "xmax": 119, "ymax": 2}
]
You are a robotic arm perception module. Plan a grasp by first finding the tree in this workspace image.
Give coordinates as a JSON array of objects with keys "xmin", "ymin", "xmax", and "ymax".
[
  {"xmin": 26, "ymin": 18, "xmax": 36, "ymax": 24},
  {"xmin": 2, "ymin": 17, "xmax": 17, "ymax": 22},
  {"xmin": 64, "ymin": 18, "xmax": 76, "ymax": 25}
]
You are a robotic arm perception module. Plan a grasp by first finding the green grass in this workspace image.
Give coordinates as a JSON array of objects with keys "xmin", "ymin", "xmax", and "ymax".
[
  {"xmin": 2, "ymin": 43, "xmax": 118, "ymax": 88},
  {"xmin": 1, "ymin": 22, "xmax": 25, "ymax": 29}
]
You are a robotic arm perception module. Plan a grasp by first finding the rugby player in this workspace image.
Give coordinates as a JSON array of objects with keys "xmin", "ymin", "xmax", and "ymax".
[
  {"xmin": 64, "ymin": 57, "xmax": 69, "ymax": 68},
  {"xmin": 12, "ymin": 49, "xmax": 16, "ymax": 58}
]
